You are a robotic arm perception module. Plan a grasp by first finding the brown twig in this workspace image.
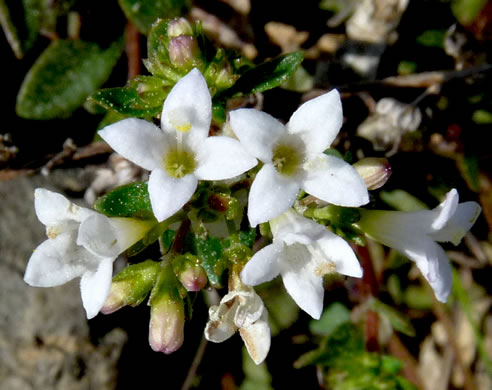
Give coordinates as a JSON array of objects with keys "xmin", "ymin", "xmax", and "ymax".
[
  {"xmin": 125, "ymin": 22, "xmax": 141, "ymax": 80},
  {"xmin": 388, "ymin": 334, "xmax": 424, "ymax": 389}
]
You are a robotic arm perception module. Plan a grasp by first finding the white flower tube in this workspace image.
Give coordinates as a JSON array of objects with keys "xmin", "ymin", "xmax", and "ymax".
[
  {"xmin": 356, "ymin": 189, "xmax": 481, "ymax": 302},
  {"xmin": 229, "ymin": 90, "xmax": 369, "ymax": 226},
  {"xmin": 241, "ymin": 209, "xmax": 362, "ymax": 319},
  {"xmin": 99, "ymin": 68, "xmax": 257, "ymax": 222},
  {"xmin": 24, "ymin": 189, "xmax": 152, "ymax": 319}
]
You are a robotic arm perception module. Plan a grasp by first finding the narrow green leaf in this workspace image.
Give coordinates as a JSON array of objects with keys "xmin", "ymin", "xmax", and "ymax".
[
  {"xmin": 380, "ymin": 189, "xmax": 428, "ymax": 212},
  {"xmin": 217, "ymin": 52, "xmax": 304, "ymax": 99},
  {"xmin": 118, "ymin": 0, "xmax": 189, "ymax": 35},
  {"xmin": 16, "ymin": 38, "xmax": 123, "ymax": 119},
  {"xmin": 0, "ymin": 0, "xmax": 40, "ymax": 58},
  {"xmin": 90, "ymin": 86, "xmax": 163, "ymax": 117},
  {"xmin": 369, "ymin": 298, "xmax": 416, "ymax": 337},
  {"xmin": 94, "ymin": 181, "xmax": 154, "ymax": 219},
  {"xmin": 452, "ymin": 0, "xmax": 487, "ymax": 25}
]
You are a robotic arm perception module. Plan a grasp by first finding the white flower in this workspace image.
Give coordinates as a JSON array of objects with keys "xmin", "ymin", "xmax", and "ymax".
[
  {"xmin": 229, "ymin": 90, "xmax": 369, "ymax": 227},
  {"xmin": 99, "ymin": 68, "xmax": 257, "ymax": 222},
  {"xmin": 356, "ymin": 189, "xmax": 481, "ymax": 302},
  {"xmin": 205, "ymin": 285, "xmax": 270, "ymax": 365},
  {"xmin": 24, "ymin": 189, "xmax": 151, "ymax": 319},
  {"xmin": 241, "ymin": 209, "xmax": 362, "ymax": 319}
]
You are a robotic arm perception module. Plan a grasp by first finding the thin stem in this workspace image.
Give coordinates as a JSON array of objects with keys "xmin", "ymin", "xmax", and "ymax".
[
  {"xmin": 181, "ymin": 335, "xmax": 208, "ymax": 390},
  {"xmin": 125, "ymin": 22, "xmax": 140, "ymax": 80}
]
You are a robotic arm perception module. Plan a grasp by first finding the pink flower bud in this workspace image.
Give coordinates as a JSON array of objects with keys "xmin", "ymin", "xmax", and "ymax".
[
  {"xmin": 353, "ymin": 157, "xmax": 392, "ymax": 190},
  {"xmin": 167, "ymin": 18, "xmax": 193, "ymax": 38},
  {"xmin": 168, "ymin": 36, "xmax": 200, "ymax": 69},
  {"xmin": 179, "ymin": 263, "xmax": 208, "ymax": 292},
  {"xmin": 100, "ymin": 280, "xmax": 132, "ymax": 314},
  {"xmin": 149, "ymin": 295, "xmax": 185, "ymax": 354}
]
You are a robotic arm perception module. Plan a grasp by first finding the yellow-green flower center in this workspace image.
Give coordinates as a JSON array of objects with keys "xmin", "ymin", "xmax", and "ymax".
[
  {"xmin": 272, "ymin": 144, "xmax": 301, "ymax": 176},
  {"xmin": 163, "ymin": 147, "xmax": 196, "ymax": 178}
]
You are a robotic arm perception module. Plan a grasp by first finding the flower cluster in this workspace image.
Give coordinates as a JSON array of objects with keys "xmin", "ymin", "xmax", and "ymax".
[{"xmin": 24, "ymin": 68, "xmax": 481, "ymax": 365}]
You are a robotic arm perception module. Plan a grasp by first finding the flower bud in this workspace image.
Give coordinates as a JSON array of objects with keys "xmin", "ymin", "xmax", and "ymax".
[
  {"xmin": 179, "ymin": 263, "xmax": 208, "ymax": 292},
  {"xmin": 353, "ymin": 157, "xmax": 392, "ymax": 190},
  {"xmin": 149, "ymin": 293, "xmax": 185, "ymax": 354},
  {"xmin": 167, "ymin": 17, "xmax": 193, "ymax": 38},
  {"xmin": 100, "ymin": 260, "xmax": 161, "ymax": 314},
  {"xmin": 168, "ymin": 36, "xmax": 200, "ymax": 69},
  {"xmin": 100, "ymin": 280, "xmax": 133, "ymax": 314}
]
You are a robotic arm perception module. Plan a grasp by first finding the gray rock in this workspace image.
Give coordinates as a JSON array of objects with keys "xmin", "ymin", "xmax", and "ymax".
[{"xmin": 0, "ymin": 172, "xmax": 126, "ymax": 390}]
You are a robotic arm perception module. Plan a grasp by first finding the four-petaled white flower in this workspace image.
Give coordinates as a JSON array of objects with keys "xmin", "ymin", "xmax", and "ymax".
[
  {"xmin": 356, "ymin": 189, "xmax": 481, "ymax": 302},
  {"xmin": 205, "ymin": 284, "xmax": 270, "ymax": 365},
  {"xmin": 241, "ymin": 209, "xmax": 363, "ymax": 319},
  {"xmin": 99, "ymin": 68, "xmax": 257, "ymax": 222},
  {"xmin": 24, "ymin": 189, "xmax": 152, "ymax": 319},
  {"xmin": 229, "ymin": 90, "xmax": 369, "ymax": 227}
]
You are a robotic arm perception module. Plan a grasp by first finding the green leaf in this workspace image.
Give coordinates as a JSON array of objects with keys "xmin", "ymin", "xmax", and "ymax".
[
  {"xmin": 472, "ymin": 109, "xmax": 492, "ymax": 124},
  {"xmin": 90, "ymin": 85, "xmax": 163, "ymax": 117},
  {"xmin": 380, "ymin": 190, "xmax": 428, "ymax": 212},
  {"xmin": 118, "ymin": 0, "xmax": 189, "ymax": 35},
  {"xmin": 0, "ymin": 0, "xmax": 40, "ymax": 58},
  {"xmin": 369, "ymin": 298, "xmax": 416, "ymax": 337},
  {"xmin": 452, "ymin": 0, "xmax": 487, "ymax": 25},
  {"xmin": 217, "ymin": 52, "xmax": 304, "ymax": 99},
  {"xmin": 458, "ymin": 153, "xmax": 480, "ymax": 192},
  {"xmin": 191, "ymin": 235, "xmax": 225, "ymax": 287},
  {"xmin": 309, "ymin": 302, "xmax": 351, "ymax": 336},
  {"xmin": 94, "ymin": 181, "xmax": 154, "ymax": 219},
  {"xmin": 16, "ymin": 39, "xmax": 123, "ymax": 119},
  {"xmin": 416, "ymin": 29, "xmax": 446, "ymax": 48},
  {"xmin": 239, "ymin": 347, "xmax": 273, "ymax": 390}
]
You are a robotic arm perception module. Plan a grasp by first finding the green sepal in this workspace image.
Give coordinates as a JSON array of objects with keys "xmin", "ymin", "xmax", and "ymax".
[
  {"xmin": 118, "ymin": 0, "xmax": 189, "ymax": 35},
  {"xmin": 223, "ymin": 230, "xmax": 255, "ymax": 265},
  {"xmin": 112, "ymin": 259, "xmax": 162, "ymax": 307},
  {"xmin": 94, "ymin": 181, "xmax": 154, "ymax": 219},
  {"xmin": 16, "ymin": 38, "xmax": 123, "ymax": 119},
  {"xmin": 148, "ymin": 258, "xmax": 180, "ymax": 304}
]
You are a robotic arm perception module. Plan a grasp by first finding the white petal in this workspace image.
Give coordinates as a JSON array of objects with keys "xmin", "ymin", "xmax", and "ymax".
[
  {"xmin": 204, "ymin": 304, "xmax": 237, "ymax": 343},
  {"xmin": 194, "ymin": 136, "xmax": 257, "ymax": 180},
  {"xmin": 315, "ymin": 230, "xmax": 363, "ymax": 278},
  {"xmin": 412, "ymin": 242, "xmax": 452, "ymax": 303},
  {"xmin": 431, "ymin": 189, "xmax": 459, "ymax": 231},
  {"xmin": 270, "ymin": 209, "xmax": 325, "ymax": 244},
  {"xmin": 430, "ymin": 201, "xmax": 481, "ymax": 245},
  {"xmin": 77, "ymin": 214, "xmax": 119, "ymax": 258},
  {"xmin": 148, "ymin": 169, "xmax": 198, "ymax": 222},
  {"xmin": 287, "ymin": 89, "xmax": 343, "ymax": 153},
  {"xmin": 107, "ymin": 217, "xmax": 154, "ymax": 251},
  {"xmin": 248, "ymin": 164, "xmax": 300, "ymax": 227},
  {"xmin": 280, "ymin": 244, "xmax": 324, "ymax": 319},
  {"xmin": 229, "ymin": 109, "xmax": 285, "ymax": 162},
  {"xmin": 233, "ymin": 289, "xmax": 265, "ymax": 328},
  {"xmin": 302, "ymin": 154, "xmax": 369, "ymax": 207},
  {"xmin": 99, "ymin": 118, "xmax": 166, "ymax": 171},
  {"xmin": 241, "ymin": 242, "xmax": 283, "ymax": 286},
  {"xmin": 24, "ymin": 232, "xmax": 86, "ymax": 287},
  {"xmin": 161, "ymin": 68, "xmax": 211, "ymax": 142},
  {"xmin": 239, "ymin": 310, "xmax": 271, "ymax": 365},
  {"xmin": 80, "ymin": 257, "xmax": 114, "ymax": 319},
  {"xmin": 34, "ymin": 188, "xmax": 93, "ymax": 226}
]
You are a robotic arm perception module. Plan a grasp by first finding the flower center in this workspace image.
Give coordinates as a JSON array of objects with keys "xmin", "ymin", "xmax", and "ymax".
[
  {"xmin": 272, "ymin": 144, "xmax": 301, "ymax": 176},
  {"xmin": 163, "ymin": 147, "xmax": 196, "ymax": 178}
]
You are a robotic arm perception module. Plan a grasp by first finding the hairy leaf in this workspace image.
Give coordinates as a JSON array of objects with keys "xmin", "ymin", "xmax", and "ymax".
[{"xmin": 16, "ymin": 39, "xmax": 123, "ymax": 119}]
